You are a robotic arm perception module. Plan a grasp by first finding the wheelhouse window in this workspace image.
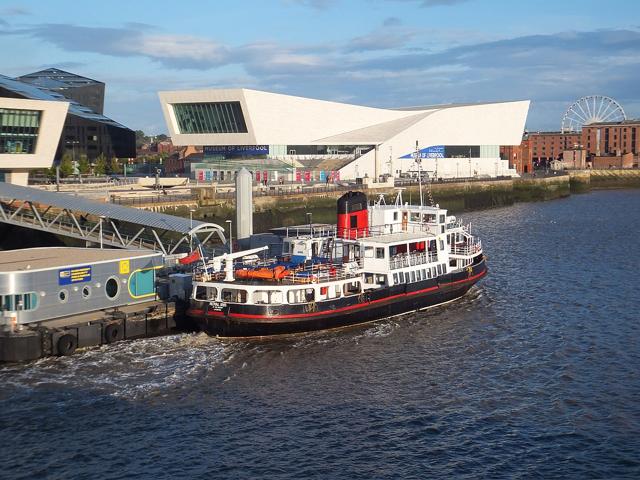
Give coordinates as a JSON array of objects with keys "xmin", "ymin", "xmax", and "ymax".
[
  {"xmin": 221, "ymin": 288, "xmax": 247, "ymax": 303},
  {"xmin": 375, "ymin": 248, "xmax": 385, "ymax": 259}
]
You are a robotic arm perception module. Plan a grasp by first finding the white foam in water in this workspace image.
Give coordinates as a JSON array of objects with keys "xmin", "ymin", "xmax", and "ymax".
[{"xmin": 0, "ymin": 333, "xmax": 239, "ymax": 401}]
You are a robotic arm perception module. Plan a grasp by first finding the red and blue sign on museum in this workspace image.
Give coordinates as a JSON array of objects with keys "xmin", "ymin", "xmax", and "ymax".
[
  {"xmin": 204, "ymin": 145, "xmax": 269, "ymax": 156},
  {"xmin": 400, "ymin": 145, "xmax": 445, "ymax": 159}
]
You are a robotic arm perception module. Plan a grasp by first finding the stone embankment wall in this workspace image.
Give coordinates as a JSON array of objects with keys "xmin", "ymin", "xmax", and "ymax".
[
  {"xmin": 588, "ymin": 169, "xmax": 640, "ymax": 189},
  {"xmin": 187, "ymin": 176, "xmax": 574, "ymax": 234},
  {"xmin": 569, "ymin": 169, "xmax": 640, "ymax": 192}
]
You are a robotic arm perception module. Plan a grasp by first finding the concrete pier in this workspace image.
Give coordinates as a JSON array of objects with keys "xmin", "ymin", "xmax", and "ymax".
[{"xmin": 0, "ymin": 299, "xmax": 189, "ymax": 362}]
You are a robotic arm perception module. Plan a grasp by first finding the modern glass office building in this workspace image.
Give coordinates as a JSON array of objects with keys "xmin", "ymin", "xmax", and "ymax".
[
  {"xmin": 0, "ymin": 97, "xmax": 69, "ymax": 185},
  {"xmin": 0, "ymin": 72, "xmax": 135, "ymax": 161},
  {"xmin": 17, "ymin": 68, "xmax": 106, "ymax": 115}
]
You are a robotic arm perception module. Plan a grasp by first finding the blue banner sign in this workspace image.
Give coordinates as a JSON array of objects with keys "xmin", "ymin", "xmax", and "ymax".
[
  {"xmin": 400, "ymin": 145, "xmax": 445, "ymax": 159},
  {"xmin": 204, "ymin": 145, "xmax": 268, "ymax": 156},
  {"xmin": 59, "ymin": 266, "xmax": 92, "ymax": 285}
]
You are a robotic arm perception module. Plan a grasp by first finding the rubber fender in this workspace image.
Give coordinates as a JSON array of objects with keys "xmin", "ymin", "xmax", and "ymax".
[
  {"xmin": 57, "ymin": 334, "xmax": 77, "ymax": 356},
  {"xmin": 104, "ymin": 323, "xmax": 122, "ymax": 344}
]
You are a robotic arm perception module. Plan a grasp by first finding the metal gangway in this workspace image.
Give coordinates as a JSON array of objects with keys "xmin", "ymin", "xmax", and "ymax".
[{"xmin": 0, "ymin": 183, "xmax": 225, "ymax": 254}]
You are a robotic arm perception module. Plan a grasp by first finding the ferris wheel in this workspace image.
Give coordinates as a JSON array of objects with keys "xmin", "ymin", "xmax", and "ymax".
[{"xmin": 561, "ymin": 95, "xmax": 626, "ymax": 132}]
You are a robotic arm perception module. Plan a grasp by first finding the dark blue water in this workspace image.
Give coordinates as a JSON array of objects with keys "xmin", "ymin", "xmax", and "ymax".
[{"xmin": 1, "ymin": 190, "xmax": 640, "ymax": 479}]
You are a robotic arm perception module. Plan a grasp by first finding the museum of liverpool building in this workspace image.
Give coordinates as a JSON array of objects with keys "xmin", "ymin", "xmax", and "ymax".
[{"xmin": 159, "ymin": 88, "xmax": 530, "ymax": 182}]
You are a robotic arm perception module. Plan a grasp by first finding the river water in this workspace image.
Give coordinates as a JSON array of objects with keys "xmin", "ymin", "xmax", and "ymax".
[{"xmin": 1, "ymin": 190, "xmax": 639, "ymax": 479}]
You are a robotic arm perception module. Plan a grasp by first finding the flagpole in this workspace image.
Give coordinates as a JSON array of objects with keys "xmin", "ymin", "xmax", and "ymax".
[
  {"xmin": 416, "ymin": 140, "xmax": 423, "ymax": 208},
  {"xmin": 197, "ymin": 243, "xmax": 208, "ymax": 280}
]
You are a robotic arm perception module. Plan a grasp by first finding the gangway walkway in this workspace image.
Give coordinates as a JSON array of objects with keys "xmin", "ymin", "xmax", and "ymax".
[{"xmin": 0, "ymin": 183, "xmax": 226, "ymax": 254}]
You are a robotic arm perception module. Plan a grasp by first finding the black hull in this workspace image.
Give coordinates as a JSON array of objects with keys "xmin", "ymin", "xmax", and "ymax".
[{"xmin": 189, "ymin": 258, "xmax": 487, "ymax": 337}]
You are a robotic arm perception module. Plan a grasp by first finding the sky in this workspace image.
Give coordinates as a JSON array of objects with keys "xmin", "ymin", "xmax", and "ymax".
[{"xmin": 1, "ymin": 0, "xmax": 639, "ymax": 134}]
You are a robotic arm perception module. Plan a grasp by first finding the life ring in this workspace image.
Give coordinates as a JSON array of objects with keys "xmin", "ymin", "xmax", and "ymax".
[
  {"xmin": 57, "ymin": 333, "xmax": 77, "ymax": 356},
  {"xmin": 104, "ymin": 323, "xmax": 122, "ymax": 343}
]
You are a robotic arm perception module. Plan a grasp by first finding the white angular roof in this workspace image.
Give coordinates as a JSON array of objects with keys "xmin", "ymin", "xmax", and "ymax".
[{"xmin": 159, "ymin": 88, "xmax": 529, "ymax": 148}]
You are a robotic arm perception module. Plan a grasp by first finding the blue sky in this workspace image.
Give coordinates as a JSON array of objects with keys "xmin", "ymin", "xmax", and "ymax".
[{"xmin": 2, "ymin": 0, "xmax": 639, "ymax": 134}]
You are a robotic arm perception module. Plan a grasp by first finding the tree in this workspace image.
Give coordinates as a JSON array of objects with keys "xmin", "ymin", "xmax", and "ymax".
[
  {"xmin": 135, "ymin": 130, "xmax": 147, "ymax": 148},
  {"xmin": 78, "ymin": 154, "xmax": 90, "ymax": 175},
  {"xmin": 94, "ymin": 153, "xmax": 107, "ymax": 175},
  {"xmin": 59, "ymin": 151, "xmax": 74, "ymax": 177},
  {"xmin": 156, "ymin": 133, "xmax": 168, "ymax": 142},
  {"xmin": 108, "ymin": 157, "xmax": 120, "ymax": 175}
]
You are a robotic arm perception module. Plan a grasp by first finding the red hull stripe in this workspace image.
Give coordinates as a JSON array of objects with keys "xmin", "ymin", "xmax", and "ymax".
[{"xmin": 189, "ymin": 269, "xmax": 487, "ymax": 321}]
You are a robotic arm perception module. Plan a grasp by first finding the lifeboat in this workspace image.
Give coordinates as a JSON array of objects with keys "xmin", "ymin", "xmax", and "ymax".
[{"xmin": 235, "ymin": 265, "xmax": 291, "ymax": 281}]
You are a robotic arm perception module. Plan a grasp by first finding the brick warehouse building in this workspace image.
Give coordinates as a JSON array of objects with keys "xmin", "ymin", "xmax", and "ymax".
[
  {"xmin": 582, "ymin": 120, "xmax": 639, "ymax": 158},
  {"xmin": 0, "ymin": 70, "xmax": 135, "ymax": 162},
  {"xmin": 504, "ymin": 121, "xmax": 640, "ymax": 172},
  {"xmin": 500, "ymin": 137, "xmax": 532, "ymax": 174}
]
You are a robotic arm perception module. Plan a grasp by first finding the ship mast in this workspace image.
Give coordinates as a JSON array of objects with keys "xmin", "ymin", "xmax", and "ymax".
[{"xmin": 416, "ymin": 140, "xmax": 424, "ymax": 208}]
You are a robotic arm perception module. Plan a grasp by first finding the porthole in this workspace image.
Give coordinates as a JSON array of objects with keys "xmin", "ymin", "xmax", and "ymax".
[
  {"xmin": 82, "ymin": 286, "xmax": 92, "ymax": 299},
  {"xmin": 58, "ymin": 289, "xmax": 69, "ymax": 303},
  {"xmin": 105, "ymin": 277, "xmax": 120, "ymax": 300}
]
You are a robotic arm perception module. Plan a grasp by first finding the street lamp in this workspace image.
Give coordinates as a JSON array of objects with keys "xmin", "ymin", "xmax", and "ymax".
[
  {"xmin": 189, "ymin": 208, "xmax": 196, "ymax": 249},
  {"xmin": 226, "ymin": 220, "xmax": 233, "ymax": 254},
  {"xmin": 306, "ymin": 212, "xmax": 312, "ymax": 236},
  {"xmin": 66, "ymin": 140, "xmax": 80, "ymax": 183},
  {"xmin": 99, "ymin": 215, "xmax": 105, "ymax": 249}
]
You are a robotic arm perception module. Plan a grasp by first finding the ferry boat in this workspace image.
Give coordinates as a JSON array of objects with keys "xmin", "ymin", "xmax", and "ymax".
[{"xmin": 188, "ymin": 190, "xmax": 487, "ymax": 337}]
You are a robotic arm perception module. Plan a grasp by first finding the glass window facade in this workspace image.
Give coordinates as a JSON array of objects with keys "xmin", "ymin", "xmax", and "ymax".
[
  {"xmin": 0, "ymin": 108, "xmax": 41, "ymax": 154},
  {"xmin": 444, "ymin": 145, "xmax": 480, "ymax": 158},
  {"xmin": 173, "ymin": 102, "xmax": 248, "ymax": 134}
]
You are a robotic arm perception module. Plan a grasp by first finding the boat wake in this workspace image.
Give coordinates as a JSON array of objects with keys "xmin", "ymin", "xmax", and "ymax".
[{"xmin": 0, "ymin": 333, "xmax": 237, "ymax": 401}]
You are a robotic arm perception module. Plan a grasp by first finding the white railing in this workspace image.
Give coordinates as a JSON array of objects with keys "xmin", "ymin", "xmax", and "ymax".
[
  {"xmin": 193, "ymin": 258, "xmax": 363, "ymax": 285},
  {"xmin": 284, "ymin": 224, "xmax": 337, "ymax": 239},
  {"xmin": 447, "ymin": 219, "xmax": 464, "ymax": 229},
  {"xmin": 450, "ymin": 239, "xmax": 482, "ymax": 256},
  {"xmin": 338, "ymin": 222, "xmax": 439, "ymax": 240},
  {"xmin": 284, "ymin": 220, "xmax": 474, "ymax": 242},
  {"xmin": 282, "ymin": 259, "xmax": 362, "ymax": 284},
  {"xmin": 389, "ymin": 251, "xmax": 438, "ymax": 270}
]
